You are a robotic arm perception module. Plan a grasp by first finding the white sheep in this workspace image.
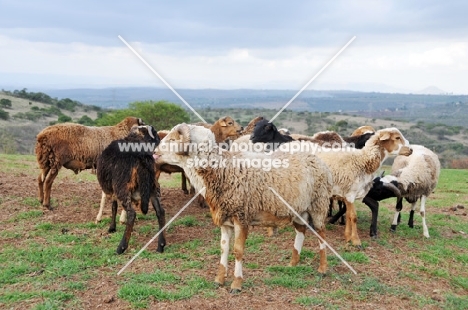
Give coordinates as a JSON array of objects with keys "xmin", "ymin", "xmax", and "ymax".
[
  {"xmin": 368, "ymin": 145, "xmax": 440, "ymax": 238},
  {"xmin": 153, "ymin": 123, "xmax": 333, "ymax": 293},
  {"xmin": 35, "ymin": 117, "xmax": 145, "ymax": 210},
  {"xmin": 312, "ymin": 128, "xmax": 411, "ymax": 246},
  {"xmin": 249, "ymin": 120, "xmax": 412, "ymax": 246}
]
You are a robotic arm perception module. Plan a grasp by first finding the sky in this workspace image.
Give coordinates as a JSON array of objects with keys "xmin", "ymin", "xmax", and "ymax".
[{"xmin": 1, "ymin": 0, "xmax": 467, "ymax": 94}]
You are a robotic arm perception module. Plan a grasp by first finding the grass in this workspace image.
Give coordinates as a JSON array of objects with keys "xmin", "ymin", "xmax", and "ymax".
[{"xmin": 1, "ymin": 154, "xmax": 468, "ymax": 308}]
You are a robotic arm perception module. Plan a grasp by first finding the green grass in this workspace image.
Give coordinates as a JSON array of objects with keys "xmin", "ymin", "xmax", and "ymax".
[{"xmin": 1, "ymin": 154, "xmax": 468, "ymax": 308}]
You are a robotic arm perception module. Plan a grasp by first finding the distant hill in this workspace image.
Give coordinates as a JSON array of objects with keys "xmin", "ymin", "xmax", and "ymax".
[{"xmin": 416, "ymin": 86, "xmax": 447, "ymax": 95}]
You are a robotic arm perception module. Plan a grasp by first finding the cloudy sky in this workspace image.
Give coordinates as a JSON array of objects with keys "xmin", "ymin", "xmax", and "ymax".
[{"xmin": 1, "ymin": 0, "xmax": 467, "ymax": 93}]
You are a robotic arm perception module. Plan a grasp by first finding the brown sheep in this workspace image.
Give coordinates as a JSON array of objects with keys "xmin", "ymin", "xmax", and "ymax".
[{"xmin": 35, "ymin": 117, "xmax": 144, "ymax": 210}]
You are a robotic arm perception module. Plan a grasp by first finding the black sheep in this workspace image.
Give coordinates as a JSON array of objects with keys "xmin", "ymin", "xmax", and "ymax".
[{"xmin": 96, "ymin": 125, "xmax": 166, "ymax": 254}]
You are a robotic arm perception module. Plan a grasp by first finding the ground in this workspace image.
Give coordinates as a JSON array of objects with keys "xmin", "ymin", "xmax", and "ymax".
[{"xmin": 0, "ymin": 155, "xmax": 467, "ymax": 309}]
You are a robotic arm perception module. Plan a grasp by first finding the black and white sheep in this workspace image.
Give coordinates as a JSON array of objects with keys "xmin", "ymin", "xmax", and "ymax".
[
  {"xmin": 96, "ymin": 125, "xmax": 166, "ymax": 254},
  {"xmin": 363, "ymin": 145, "xmax": 440, "ymax": 238},
  {"xmin": 153, "ymin": 124, "xmax": 333, "ymax": 293},
  {"xmin": 249, "ymin": 120, "xmax": 411, "ymax": 246},
  {"xmin": 35, "ymin": 117, "xmax": 145, "ymax": 210}
]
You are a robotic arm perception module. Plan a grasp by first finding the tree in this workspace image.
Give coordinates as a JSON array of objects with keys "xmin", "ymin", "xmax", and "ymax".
[
  {"xmin": 96, "ymin": 100, "xmax": 190, "ymax": 129},
  {"xmin": 0, "ymin": 98, "xmax": 12, "ymax": 108}
]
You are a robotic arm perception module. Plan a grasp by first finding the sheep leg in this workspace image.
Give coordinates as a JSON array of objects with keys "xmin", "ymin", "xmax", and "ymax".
[
  {"xmin": 317, "ymin": 227, "xmax": 328, "ymax": 274},
  {"xmin": 328, "ymin": 200, "xmax": 347, "ymax": 225},
  {"xmin": 408, "ymin": 201, "xmax": 417, "ymax": 228},
  {"xmin": 119, "ymin": 209, "xmax": 127, "ymax": 224},
  {"xmin": 42, "ymin": 167, "xmax": 59, "ymax": 210},
  {"xmin": 419, "ymin": 196, "xmax": 430, "ymax": 238},
  {"xmin": 338, "ymin": 200, "xmax": 346, "ymax": 225},
  {"xmin": 95, "ymin": 191, "xmax": 107, "ymax": 224},
  {"xmin": 181, "ymin": 172, "xmax": 188, "ymax": 194},
  {"xmin": 230, "ymin": 218, "xmax": 248, "ymax": 294},
  {"xmin": 390, "ymin": 211, "xmax": 400, "ymax": 232},
  {"xmin": 362, "ymin": 196, "xmax": 379, "ymax": 238},
  {"xmin": 108, "ymin": 200, "xmax": 118, "ymax": 233},
  {"xmin": 37, "ymin": 167, "xmax": 50, "ymax": 204},
  {"xmin": 344, "ymin": 200, "xmax": 361, "ymax": 246},
  {"xmin": 151, "ymin": 195, "xmax": 166, "ymax": 253},
  {"xmin": 290, "ymin": 221, "xmax": 306, "ymax": 267},
  {"xmin": 215, "ymin": 224, "xmax": 233, "ymax": 287},
  {"xmin": 391, "ymin": 197, "xmax": 403, "ymax": 232},
  {"xmin": 117, "ymin": 202, "xmax": 136, "ymax": 254}
]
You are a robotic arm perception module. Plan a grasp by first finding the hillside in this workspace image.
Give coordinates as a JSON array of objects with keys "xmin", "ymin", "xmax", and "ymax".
[
  {"xmin": 1, "ymin": 90, "xmax": 468, "ymax": 168},
  {"xmin": 0, "ymin": 92, "xmax": 100, "ymax": 154}
]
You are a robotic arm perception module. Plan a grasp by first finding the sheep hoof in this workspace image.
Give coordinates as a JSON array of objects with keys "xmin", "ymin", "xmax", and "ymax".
[
  {"xmin": 116, "ymin": 246, "xmax": 126, "ymax": 255},
  {"xmin": 214, "ymin": 282, "xmax": 223, "ymax": 288},
  {"xmin": 355, "ymin": 244, "xmax": 363, "ymax": 250},
  {"xmin": 390, "ymin": 225, "xmax": 397, "ymax": 232},
  {"xmin": 108, "ymin": 227, "xmax": 116, "ymax": 233},
  {"xmin": 370, "ymin": 234, "xmax": 378, "ymax": 240},
  {"xmin": 156, "ymin": 244, "xmax": 165, "ymax": 253},
  {"xmin": 183, "ymin": 189, "xmax": 189, "ymax": 195},
  {"xmin": 229, "ymin": 288, "xmax": 241, "ymax": 294}
]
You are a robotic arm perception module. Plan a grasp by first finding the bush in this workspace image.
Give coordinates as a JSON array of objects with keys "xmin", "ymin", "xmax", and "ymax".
[
  {"xmin": 0, "ymin": 108, "xmax": 9, "ymax": 120},
  {"xmin": 57, "ymin": 114, "xmax": 72, "ymax": 123},
  {"xmin": 0, "ymin": 98, "xmax": 12, "ymax": 108},
  {"xmin": 77, "ymin": 115, "xmax": 95, "ymax": 126}
]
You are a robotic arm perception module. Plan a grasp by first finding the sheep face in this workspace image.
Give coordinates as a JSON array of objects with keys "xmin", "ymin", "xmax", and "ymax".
[
  {"xmin": 215, "ymin": 116, "xmax": 243, "ymax": 140},
  {"xmin": 154, "ymin": 124, "xmax": 215, "ymax": 165},
  {"xmin": 250, "ymin": 119, "xmax": 276, "ymax": 143},
  {"xmin": 373, "ymin": 128, "xmax": 411, "ymax": 157}
]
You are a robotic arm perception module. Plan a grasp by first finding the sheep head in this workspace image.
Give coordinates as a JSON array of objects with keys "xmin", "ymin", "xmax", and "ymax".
[
  {"xmin": 212, "ymin": 116, "xmax": 243, "ymax": 141},
  {"xmin": 364, "ymin": 175, "xmax": 402, "ymax": 203},
  {"xmin": 242, "ymin": 116, "xmax": 265, "ymax": 135},
  {"xmin": 121, "ymin": 117, "xmax": 145, "ymax": 129},
  {"xmin": 153, "ymin": 123, "xmax": 215, "ymax": 165},
  {"xmin": 250, "ymin": 119, "xmax": 277, "ymax": 143},
  {"xmin": 351, "ymin": 125, "xmax": 375, "ymax": 137},
  {"xmin": 373, "ymin": 127, "xmax": 411, "ymax": 158}
]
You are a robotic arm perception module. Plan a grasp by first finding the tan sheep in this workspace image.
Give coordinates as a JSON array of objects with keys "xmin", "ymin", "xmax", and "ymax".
[
  {"xmin": 35, "ymin": 117, "xmax": 144, "ymax": 210},
  {"xmin": 154, "ymin": 124, "xmax": 333, "ymax": 293}
]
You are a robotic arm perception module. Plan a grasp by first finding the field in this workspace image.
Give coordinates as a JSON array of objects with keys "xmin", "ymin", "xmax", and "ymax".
[{"xmin": 0, "ymin": 154, "xmax": 467, "ymax": 309}]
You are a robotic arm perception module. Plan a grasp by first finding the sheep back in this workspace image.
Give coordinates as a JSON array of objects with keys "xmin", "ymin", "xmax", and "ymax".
[
  {"xmin": 191, "ymin": 151, "xmax": 333, "ymax": 227},
  {"xmin": 35, "ymin": 117, "xmax": 141, "ymax": 172}
]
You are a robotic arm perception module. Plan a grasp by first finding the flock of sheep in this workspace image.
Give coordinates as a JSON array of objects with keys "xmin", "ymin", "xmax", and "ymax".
[{"xmin": 34, "ymin": 114, "xmax": 441, "ymax": 293}]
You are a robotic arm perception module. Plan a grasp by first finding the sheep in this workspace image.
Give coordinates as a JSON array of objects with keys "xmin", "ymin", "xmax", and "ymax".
[
  {"xmin": 35, "ymin": 117, "xmax": 145, "ymax": 210},
  {"xmin": 251, "ymin": 121, "xmax": 375, "ymax": 227},
  {"xmin": 363, "ymin": 145, "xmax": 440, "ymax": 238},
  {"xmin": 249, "ymin": 120, "xmax": 412, "ymax": 246},
  {"xmin": 153, "ymin": 123, "xmax": 333, "ymax": 293},
  {"xmin": 96, "ymin": 125, "xmax": 166, "ymax": 254}
]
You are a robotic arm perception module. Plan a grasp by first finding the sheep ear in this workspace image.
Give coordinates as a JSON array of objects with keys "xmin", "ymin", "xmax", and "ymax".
[
  {"xmin": 219, "ymin": 118, "xmax": 227, "ymax": 127},
  {"xmin": 379, "ymin": 132, "xmax": 391, "ymax": 141}
]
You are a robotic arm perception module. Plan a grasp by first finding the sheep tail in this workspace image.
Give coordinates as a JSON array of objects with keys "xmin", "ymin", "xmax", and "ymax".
[{"xmin": 137, "ymin": 158, "xmax": 155, "ymax": 215}]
